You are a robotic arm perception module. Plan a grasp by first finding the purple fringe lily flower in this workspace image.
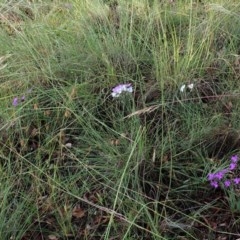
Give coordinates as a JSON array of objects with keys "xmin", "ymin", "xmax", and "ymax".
[
  {"xmin": 231, "ymin": 155, "xmax": 238, "ymax": 163},
  {"xmin": 224, "ymin": 180, "xmax": 231, "ymax": 188},
  {"xmin": 111, "ymin": 83, "xmax": 133, "ymax": 98},
  {"xmin": 207, "ymin": 155, "xmax": 240, "ymax": 189},
  {"xmin": 233, "ymin": 178, "xmax": 240, "ymax": 185},
  {"xmin": 210, "ymin": 181, "xmax": 219, "ymax": 188},
  {"xmin": 229, "ymin": 162, "xmax": 237, "ymax": 171}
]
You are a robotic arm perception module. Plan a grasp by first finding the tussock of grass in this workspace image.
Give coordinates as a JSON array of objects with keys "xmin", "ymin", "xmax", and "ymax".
[{"xmin": 1, "ymin": 0, "xmax": 240, "ymax": 239}]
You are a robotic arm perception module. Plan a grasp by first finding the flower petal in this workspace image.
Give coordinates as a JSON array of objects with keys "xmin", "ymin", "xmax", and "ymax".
[
  {"xmin": 111, "ymin": 92, "xmax": 120, "ymax": 98},
  {"xmin": 111, "ymin": 83, "xmax": 133, "ymax": 97},
  {"xmin": 233, "ymin": 178, "xmax": 240, "ymax": 185},
  {"xmin": 229, "ymin": 163, "xmax": 237, "ymax": 171},
  {"xmin": 187, "ymin": 83, "xmax": 194, "ymax": 90},
  {"xmin": 210, "ymin": 181, "xmax": 219, "ymax": 188},
  {"xmin": 224, "ymin": 180, "xmax": 231, "ymax": 188},
  {"xmin": 12, "ymin": 97, "xmax": 18, "ymax": 107},
  {"xmin": 180, "ymin": 85, "xmax": 186, "ymax": 92},
  {"xmin": 231, "ymin": 155, "xmax": 238, "ymax": 163}
]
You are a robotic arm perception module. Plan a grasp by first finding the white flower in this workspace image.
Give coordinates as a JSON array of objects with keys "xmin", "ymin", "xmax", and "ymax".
[
  {"xmin": 180, "ymin": 83, "xmax": 194, "ymax": 92},
  {"xmin": 187, "ymin": 83, "xmax": 194, "ymax": 90},
  {"xmin": 111, "ymin": 83, "xmax": 133, "ymax": 98},
  {"xmin": 180, "ymin": 84, "xmax": 186, "ymax": 92},
  {"xmin": 65, "ymin": 143, "xmax": 72, "ymax": 148}
]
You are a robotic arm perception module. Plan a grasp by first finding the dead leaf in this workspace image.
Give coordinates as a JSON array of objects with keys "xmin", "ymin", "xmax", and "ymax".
[
  {"xmin": 72, "ymin": 204, "xmax": 85, "ymax": 218},
  {"xmin": 48, "ymin": 235, "xmax": 59, "ymax": 240},
  {"xmin": 44, "ymin": 110, "xmax": 51, "ymax": 116},
  {"xmin": 84, "ymin": 192, "xmax": 98, "ymax": 203},
  {"xmin": 222, "ymin": 101, "xmax": 233, "ymax": 117},
  {"xmin": 33, "ymin": 103, "xmax": 38, "ymax": 110},
  {"xmin": 65, "ymin": 143, "xmax": 72, "ymax": 148},
  {"xmin": 69, "ymin": 87, "xmax": 77, "ymax": 99},
  {"xmin": 59, "ymin": 129, "xmax": 65, "ymax": 144},
  {"xmin": 64, "ymin": 110, "xmax": 71, "ymax": 118},
  {"xmin": 31, "ymin": 128, "xmax": 38, "ymax": 137},
  {"xmin": 20, "ymin": 139, "xmax": 25, "ymax": 147},
  {"xmin": 93, "ymin": 213, "xmax": 109, "ymax": 225},
  {"xmin": 37, "ymin": 195, "xmax": 54, "ymax": 212},
  {"xmin": 110, "ymin": 139, "xmax": 120, "ymax": 146}
]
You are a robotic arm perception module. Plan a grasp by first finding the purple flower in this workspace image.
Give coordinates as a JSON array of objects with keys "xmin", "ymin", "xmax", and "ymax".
[
  {"xmin": 233, "ymin": 178, "xmax": 240, "ymax": 185},
  {"xmin": 207, "ymin": 169, "xmax": 228, "ymax": 182},
  {"xmin": 224, "ymin": 180, "xmax": 231, "ymax": 188},
  {"xmin": 215, "ymin": 170, "xmax": 227, "ymax": 180},
  {"xmin": 229, "ymin": 162, "xmax": 237, "ymax": 171},
  {"xmin": 111, "ymin": 83, "xmax": 133, "ymax": 98},
  {"xmin": 231, "ymin": 155, "xmax": 238, "ymax": 163},
  {"xmin": 207, "ymin": 173, "xmax": 216, "ymax": 181},
  {"xmin": 12, "ymin": 97, "xmax": 18, "ymax": 107},
  {"xmin": 210, "ymin": 181, "xmax": 219, "ymax": 188},
  {"xmin": 12, "ymin": 93, "xmax": 27, "ymax": 107}
]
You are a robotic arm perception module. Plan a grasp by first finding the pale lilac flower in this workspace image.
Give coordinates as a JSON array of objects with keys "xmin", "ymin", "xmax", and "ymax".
[
  {"xmin": 210, "ymin": 181, "xmax": 219, "ymax": 188},
  {"xmin": 12, "ymin": 95, "xmax": 25, "ymax": 106},
  {"xmin": 233, "ymin": 178, "xmax": 240, "ymax": 185},
  {"xmin": 224, "ymin": 180, "xmax": 231, "ymax": 188},
  {"xmin": 231, "ymin": 155, "xmax": 238, "ymax": 163},
  {"xmin": 111, "ymin": 83, "xmax": 133, "ymax": 98},
  {"xmin": 12, "ymin": 89, "xmax": 31, "ymax": 107},
  {"xmin": 229, "ymin": 163, "xmax": 237, "ymax": 171},
  {"xmin": 12, "ymin": 97, "xmax": 18, "ymax": 107}
]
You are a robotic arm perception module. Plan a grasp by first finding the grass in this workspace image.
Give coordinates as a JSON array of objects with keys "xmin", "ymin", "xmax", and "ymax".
[{"xmin": 1, "ymin": 0, "xmax": 240, "ymax": 239}]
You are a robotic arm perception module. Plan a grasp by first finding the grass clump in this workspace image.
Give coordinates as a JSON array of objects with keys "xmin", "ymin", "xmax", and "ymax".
[{"xmin": 1, "ymin": 0, "xmax": 240, "ymax": 239}]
